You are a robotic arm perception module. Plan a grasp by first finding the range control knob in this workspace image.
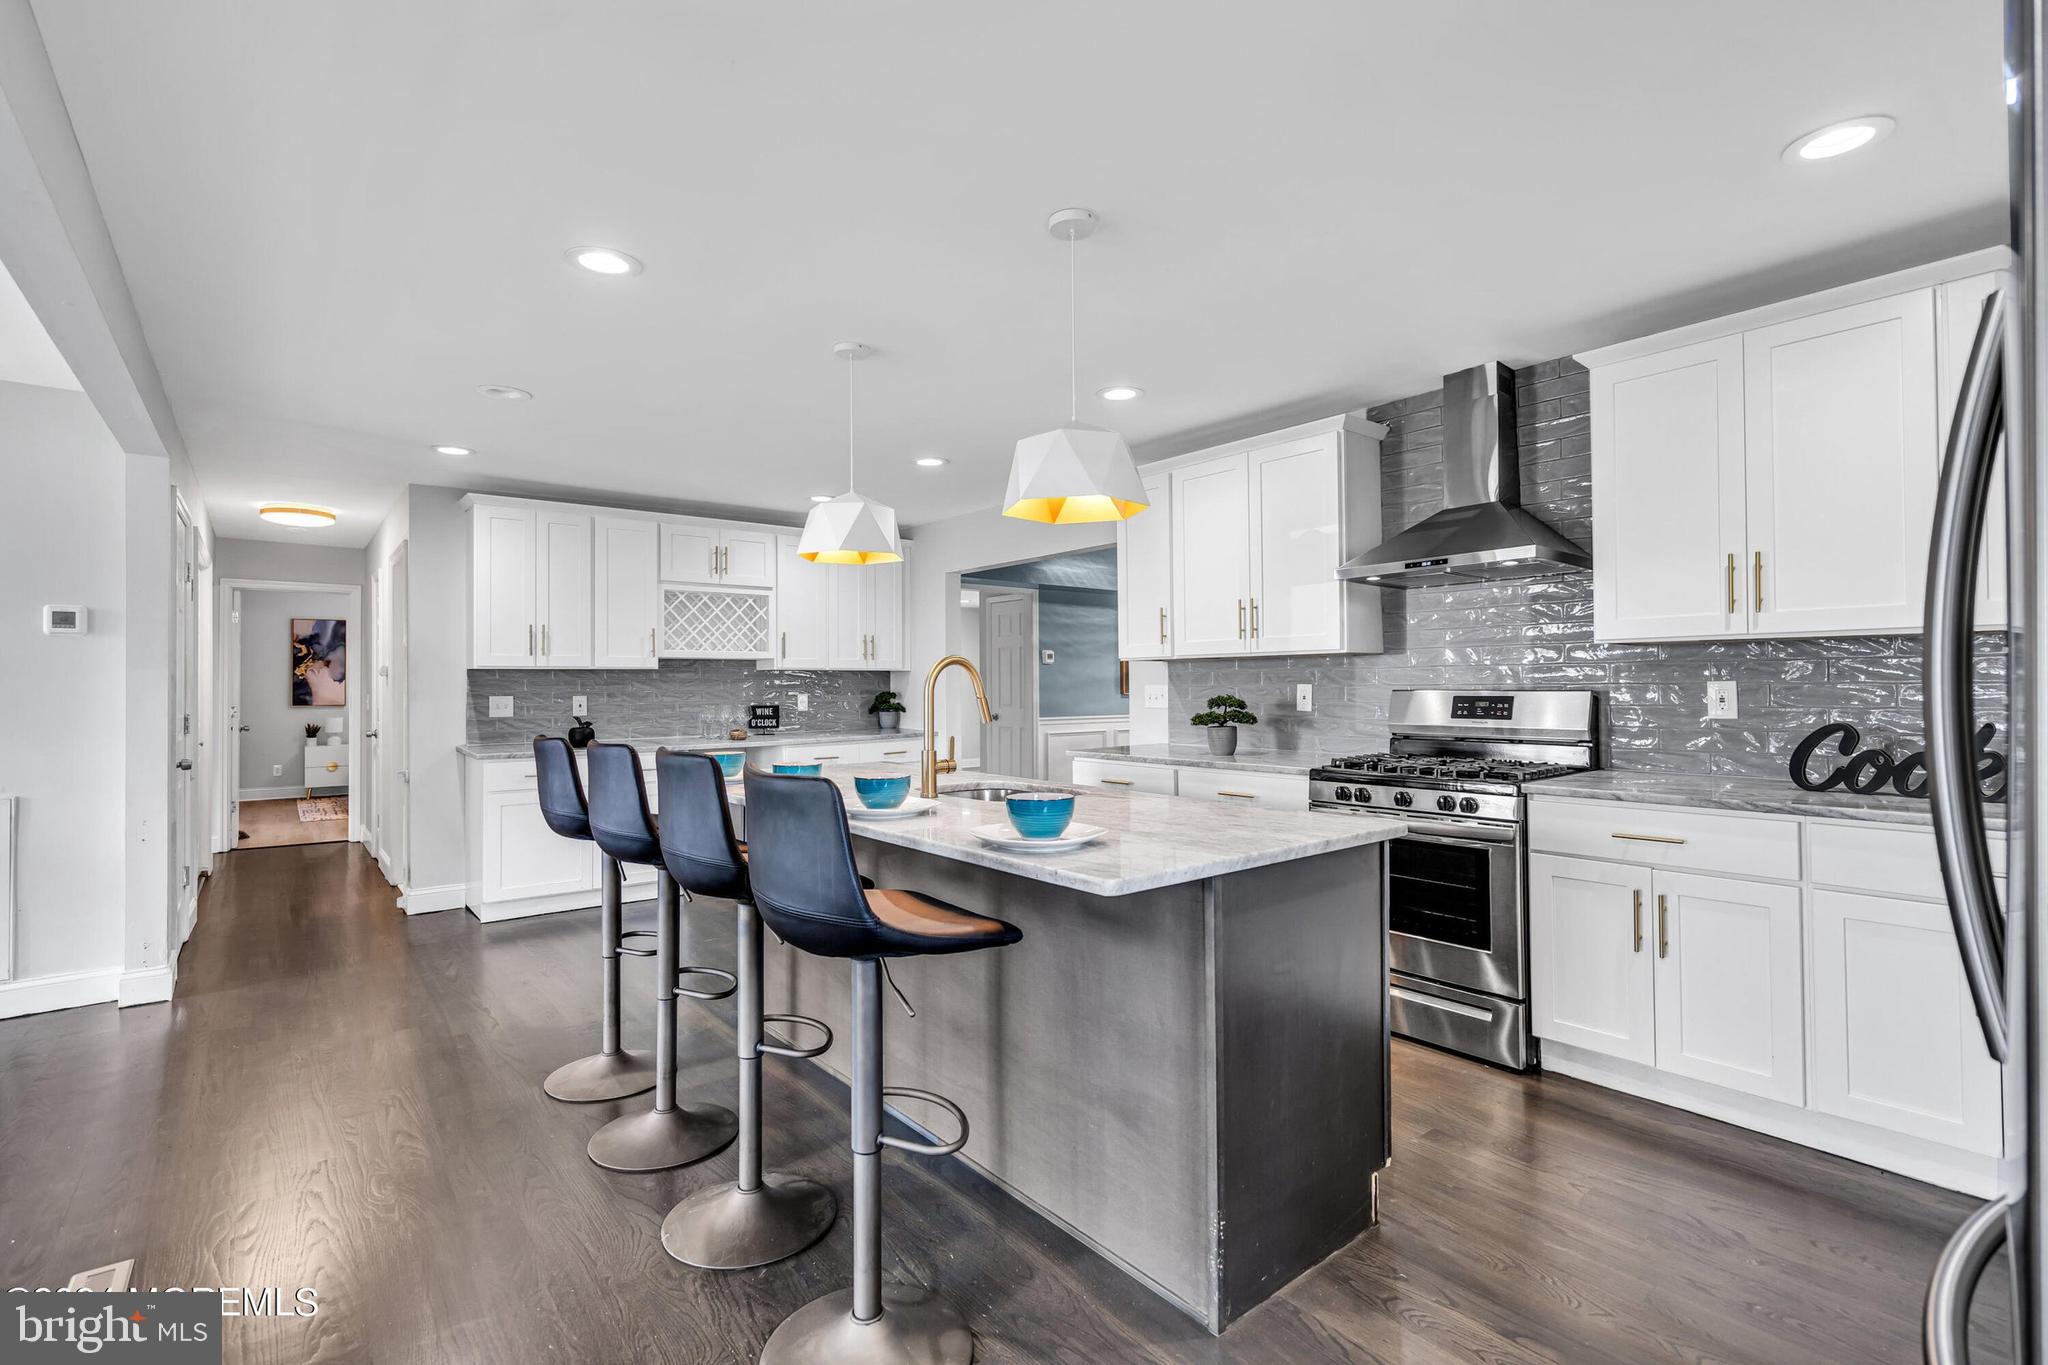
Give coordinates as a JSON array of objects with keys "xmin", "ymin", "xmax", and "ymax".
[
  {"xmin": 1333, "ymin": 786, "xmax": 1351, "ymax": 803},
  {"xmin": 1459, "ymin": 796, "xmax": 1480, "ymax": 815},
  {"xmin": 1392, "ymin": 791, "xmax": 1413, "ymax": 808},
  {"xmin": 1355, "ymin": 787, "xmax": 1372, "ymax": 804},
  {"xmin": 1436, "ymin": 794, "xmax": 1457, "ymax": 812}
]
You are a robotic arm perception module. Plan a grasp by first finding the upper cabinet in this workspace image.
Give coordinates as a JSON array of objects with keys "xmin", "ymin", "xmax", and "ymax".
[
  {"xmin": 468, "ymin": 500, "xmax": 599, "ymax": 669},
  {"xmin": 1582, "ymin": 248, "xmax": 2010, "ymax": 642},
  {"xmin": 769, "ymin": 532, "xmax": 831, "ymax": 669},
  {"xmin": 824, "ymin": 550, "xmax": 907, "ymax": 670},
  {"xmin": 592, "ymin": 514, "xmax": 659, "ymax": 669},
  {"xmin": 660, "ymin": 518, "xmax": 777, "ymax": 588},
  {"xmin": 1127, "ymin": 413, "xmax": 1385, "ymax": 661}
]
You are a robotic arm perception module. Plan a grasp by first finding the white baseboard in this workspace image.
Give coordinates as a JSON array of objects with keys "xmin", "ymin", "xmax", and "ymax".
[
  {"xmin": 468, "ymin": 888, "xmax": 604, "ymax": 922},
  {"xmin": 239, "ymin": 785, "xmax": 306, "ymax": 802},
  {"xmin": 117, "ymin": 965, "xmax": 175, "ymax": 1007},
  {"xmin": 0, "ymin": 967, "xmax": 120, "ymax": 1019},
  {"xmin": 397, "ymin": 883, "xmax": 465, "ymax": 915}
]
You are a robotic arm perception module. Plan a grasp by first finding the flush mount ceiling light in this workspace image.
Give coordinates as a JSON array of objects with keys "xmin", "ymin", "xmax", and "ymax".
[
  {"xmin": 1005, "ymin": 208, "xmax": 1148, "ymax": 525},
  {"xmin": 1097, "ymin": 385, "xmax": 1143, "ymax": 402},
  {"xmin": 566, "ymin": 245, "xmax": 643, "ymax": 276},
  {"xmin": 798, "ymin": 342, "xmax": 903, "ymax": 565},
  {"xmin": 809, "ymin": 494, "xmax": 833, "ymax": 503},
  {"xmin": 1782, "ymin": 115, "xmax": 1895, "ymax": 164},
  {"xmin": 476, "ymin": 384, "xmax": 532, "ymax": 400},
  {"xmin": 433, "ymin": 445, "xmax": 473, "ymax": 456},
  {"xmin": 258, "ymin": 503, "xmax": 337, "ymax": 529},
  {"xmin": 915, "ymin": 456, "xmax": 949, "ymax": 468}
]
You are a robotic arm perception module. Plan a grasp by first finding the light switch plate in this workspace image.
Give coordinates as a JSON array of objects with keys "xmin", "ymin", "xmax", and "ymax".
[
  {"xmin": 489, "ymin": 695, "xmax": 514, "ymax": 718},
  {"xmin": 1041, "ymin": 649, "xmax": 1056, "ymax": 664},
  {"xmin": 571, "ymin": 695, "xmax": 588, "ymax": 717},
  {"xmin": 1296, "ymin": 683, "xmax": 1314, "ymax": 712},
  {"xmin": 1706, "ymin": 680, "xmax": 1738, "ymax": 719},
  {"xmin": 272, "ymin": 764, "xmax": 282, "ymax": 777},
  {"xmin": 1143, "ymin": 684, "xmax": 1168, "ymax": 709}
]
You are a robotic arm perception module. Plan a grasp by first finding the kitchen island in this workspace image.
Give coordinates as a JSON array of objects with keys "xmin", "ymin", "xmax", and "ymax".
[{"xmin": 729, "ymin": 770, "xmax": 1407, "ymax": 1333}]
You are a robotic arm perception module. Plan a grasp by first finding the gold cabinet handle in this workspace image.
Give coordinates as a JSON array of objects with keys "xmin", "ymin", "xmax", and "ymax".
[
  {"xmin": 542, "ymin": 623, "xmax": 549, "ymax": 657},
  {"xmin": 1632, "ymin": 889, "xmax": 1643, "ymax": 953},
  {"xmin": 1726, "ymin": 553, "xmax": 1736, "ymax": 615},
  {"xmin": 1754, "ymin": 550, "xmax": 1764, "ymax": 614},
  {"xmin": 326, "ymin": 761, "xmax": 340, "ymax": 773},
  {"xmin": 1250, "ymin": 598, "xmax": 1259, "ymax": 639},
  {"xmin": 882, "ymin": 749, "xmax": 909, "ymax": 757},
  {"xmin": 649, "ymin": 627, "xmax": 656, "ymax": 656},
  {"xmin": 781, "ymin": 630, "xmax": 788, "ymax": 657},
  {"xmin": 1237, "ymin": 599, "xmax": 1246, "ymax": 639},
  {"xmin": 528, "ymin": 623, "xmax": 535, "ymax": 657},
  {"xmin": 1611, "ymin": 832, "xmax": 1686, "ymax": 845},
  {"xmin": 1158, "ymin": 606, "xmax": 1167, "ymax": 646},
  {"xmin": 1216, "ymin": 789, "xmax": 1258, "ymax": 800},
  {"xmin": 1100, "ymin": 777, "xmax": 1135, "ymax": 786},
  {"xmin": 1657, "ymin": 893, "xmax": 1670, "ymax": 958}
]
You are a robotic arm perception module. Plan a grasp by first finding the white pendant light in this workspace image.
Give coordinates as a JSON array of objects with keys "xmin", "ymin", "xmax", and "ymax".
[
  {"xmin": 1004, "ymin": 208, "xmax": 1148, "ymax": 525},
  {"xmin": 799, "ymin": 341, "xmax": 903, "ymax": 565}
]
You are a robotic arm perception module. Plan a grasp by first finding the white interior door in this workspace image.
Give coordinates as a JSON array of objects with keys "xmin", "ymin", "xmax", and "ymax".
[
  {"xmin": 1590, "ymin": 335, "xmax": 1748, "ymax": 641},
  {"xmin": 1170, "ymin": 453, "xmax": 1251, "ymax": 655},
  {"xmin": 1529, "ymin": 853, "xmax": 1655, "ymax": 1064},
  {"xmin": 389, "ymin": 547, "xmax": 410, "ymax": 886},
  {"xmin": 535, "ymin": 510, "xmax": 594, "ymax": 667},
  {"xmin": 1248, "ymin": 434, "xmax": 1342, "ymax": 654},
  {"xmin": 173, "ymin": 507, "xmax": 197, "ymax": 934},
  {"xmin": 1651, "ymin": 870, "xmax": 1804, "ymax": 1104},
  {"xmin": 592, "ymin": 514, "xmax": 659, "ymax": 669},
  {"xmin": 222, "ymin": 587, "xmax": 244, "ymax": 848},
  {"xmin": 1118, "ymin": 472, "xmax": 1173, "ymax": 658},
  {"xmin": 979, "ymin": 591, "xmax": 1036, "ymax": 777},
  {"xmin": 1744, "ymin": 289, "xmax": 1938, "ymax": 635}
]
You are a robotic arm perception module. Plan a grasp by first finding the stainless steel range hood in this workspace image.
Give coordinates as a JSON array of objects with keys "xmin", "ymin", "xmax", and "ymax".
[{"xmin": 1336, "ymin": 362, "xmax": 1591, "ymax": 589}]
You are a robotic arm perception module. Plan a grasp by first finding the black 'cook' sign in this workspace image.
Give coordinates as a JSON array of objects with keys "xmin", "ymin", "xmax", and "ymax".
[{"xmin": 1788, "ymin": 720, "xmax": 2007, "ymax": 803}]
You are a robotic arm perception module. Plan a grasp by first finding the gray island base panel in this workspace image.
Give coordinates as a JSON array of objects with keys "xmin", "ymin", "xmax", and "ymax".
[{"xmin": 733, "ymin": 772, "xmax": 1401, "ymax": 1332}]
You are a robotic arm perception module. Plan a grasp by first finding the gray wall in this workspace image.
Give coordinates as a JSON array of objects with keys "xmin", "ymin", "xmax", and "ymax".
[
  {"xmin": 1164, "ymin": 357, "xmax": 2009, "ymax": 776},
  {"xmin": 1033, "ymin": 589, "xmax": 1124, "ymax": 717},
  {"xmin": 238, "ymin": 589, "xmax": 351, "ymax": 792},
  {"xmin": 467, "ymin": 659, "xmax": 892, "ymax": 744}
]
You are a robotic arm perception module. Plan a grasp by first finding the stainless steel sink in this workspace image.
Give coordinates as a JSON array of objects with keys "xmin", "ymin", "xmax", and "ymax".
[{"xmin": 941, "ymin": 785, "xmax": 1079, "ymax": 802}]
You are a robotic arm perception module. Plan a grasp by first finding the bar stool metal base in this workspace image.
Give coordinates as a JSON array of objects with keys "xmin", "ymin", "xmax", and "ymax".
[
  {"xmin": 543, "ymin": 1050, "xmax": 657, "ymax": 1103},
  {"xmin": 661, "ymin": 1174, "xmax": 836, "ymax": 1270},
  {"xmin": 586, "ymin": 1104, "xmax": 738, "ymax": 1173},
  {"xmin": 759, "ymin": 1285, "xmax": 971, "ymax": 1365}
]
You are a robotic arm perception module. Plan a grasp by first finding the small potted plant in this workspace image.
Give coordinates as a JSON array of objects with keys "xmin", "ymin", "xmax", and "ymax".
[
  {"xmin": 1191, "ymin": 694, "xmax": 1257, "ymax": 756},
  {"xmin": 869, "ymin": 689, "xmax": 907, "ymax": 731},
  {"xmin": 304, "ymin": 721, "xmax": 322, "ymax": 740}
]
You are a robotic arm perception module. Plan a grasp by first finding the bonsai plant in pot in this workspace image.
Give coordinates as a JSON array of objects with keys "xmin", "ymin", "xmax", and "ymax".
[
  {"xmin": 869, "ymin": 689, "xmax": 907, "ymax": 731},
  {"xmin": 1191, "ymin": 695, "xmax": 1257, "ymax": 756}
]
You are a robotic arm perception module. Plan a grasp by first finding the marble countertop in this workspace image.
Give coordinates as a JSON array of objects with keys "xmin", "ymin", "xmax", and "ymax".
[
  {"xmin": 727, "ymin": 767, "xmax": 1407, "ymax": 896},
  {"xmin": 1531, "ymin": 769, "xmax": 2008, "ymax": 829},
  {"xmin": 458, "ymin": 728, "xmax": 922, "ymax": 762},
  {"xmin": 1068, "ymin": 744, "xmax": 1335, "ymax": 777}
]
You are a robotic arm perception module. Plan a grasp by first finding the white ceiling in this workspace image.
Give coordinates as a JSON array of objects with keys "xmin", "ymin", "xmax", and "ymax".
[
  {"xmin": 0, "ymin": 258, "xmax": 80, "ymax": 391},
  {"xmin": 30, "ymin": 0, "xmax": 2007, "ymax": 548}
]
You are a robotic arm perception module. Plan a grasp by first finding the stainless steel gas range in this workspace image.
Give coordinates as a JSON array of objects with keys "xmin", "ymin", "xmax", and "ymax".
[{"xmin": 1310, "ymin": 688, "xmax": 1600, "ymax": 1071}]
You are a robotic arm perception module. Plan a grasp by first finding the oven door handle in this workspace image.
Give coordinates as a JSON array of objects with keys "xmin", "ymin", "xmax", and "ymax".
[{"xmin": 1398, "ymin": 820, "xmax": 1518, "ymax": 845}]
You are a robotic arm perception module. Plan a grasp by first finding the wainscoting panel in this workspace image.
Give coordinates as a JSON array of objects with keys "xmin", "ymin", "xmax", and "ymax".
[{"xmin": 1039, "ymin": 716, "xmax": 1133, "ymax": 784}]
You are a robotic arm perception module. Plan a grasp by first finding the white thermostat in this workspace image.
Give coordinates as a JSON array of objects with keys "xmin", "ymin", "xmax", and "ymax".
[{"xmin": 43, "ymin": 605, "xmax": 87, "ymax": 635}]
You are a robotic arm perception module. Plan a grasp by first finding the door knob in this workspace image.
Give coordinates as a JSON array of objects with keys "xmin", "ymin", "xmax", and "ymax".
[
  {"xmin": 175, "ymin": 759, "xmax": 193, "ymax": 771},
  {"xmin": 238, "ymin": 725, "xmax": 251, "ymax": 733}
]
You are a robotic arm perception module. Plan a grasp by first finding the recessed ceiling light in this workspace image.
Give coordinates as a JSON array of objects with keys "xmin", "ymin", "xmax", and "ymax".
[
  {"xmin": 567, "ymin": 246, "xmax": 643, "ymax": 276},
  {"xmin": 1783, "ymin": 116, "xmax": 1895, "ymax": 164},
  {"xmin": 915, "ymin": 456, "xmax": 949, "ymax": 468},
  {"xmin": 258, "ymin": 503, "xmax": 337, "ymax": 529},
  {"xmin": 433, "ymin": 445, "xmax": 473, "ymax": 456},
  {"xmin": 810, "ymin": 494, "xmax": 834, "ymax": 503},
  {"xmin": 1097, "ymin": 385, "xmax": 1143, "ymax": 402},
  {"xmin": 476, "ymin": 384, "xmax": 532, "ymax": 400}
]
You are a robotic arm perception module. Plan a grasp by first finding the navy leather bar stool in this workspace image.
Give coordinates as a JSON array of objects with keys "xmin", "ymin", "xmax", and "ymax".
[
  {"xmin": 744, "ymin": 768, "xmax": 1022, "ymax": 1365},
  {"xmin": 534, "ymin": 737, "xmax": 657, "ymax": 1103},
  {"xmin": 654, "ymin": 750, "xmax": 837, "ymax": 1270},
  {"xmin": 583, "ymin": 742, "xmax": 739, "ymax": 1173}
]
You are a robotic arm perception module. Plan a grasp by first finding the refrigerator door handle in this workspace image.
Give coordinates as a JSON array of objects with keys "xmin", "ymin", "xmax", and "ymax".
[
  {"xmin": 1924, "ymin": 288, "xmax": 2011, "ymax": 1063},
  {"xmin": 1923, "ymin": 1195, "xmax": 2014, "ymax": 1365}
]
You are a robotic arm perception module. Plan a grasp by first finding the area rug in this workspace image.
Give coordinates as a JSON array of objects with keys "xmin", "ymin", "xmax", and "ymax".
[{"xmin": 297, "ymin": 797, "xmax": 347, "ymax": 823}]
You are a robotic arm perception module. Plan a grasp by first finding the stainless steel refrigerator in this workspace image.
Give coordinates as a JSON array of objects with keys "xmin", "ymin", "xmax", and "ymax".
[{"xmin": 1925, "ymin": 5, "xmax": 2044, "ymax": 1360}]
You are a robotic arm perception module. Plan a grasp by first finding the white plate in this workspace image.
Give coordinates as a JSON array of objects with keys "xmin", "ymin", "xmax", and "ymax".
[
  {"xmin": 970, "ymin": 821, "xmax": 1106, "ymax": 852},
  {"xmin": 847, "ymin": 795, "xmax": 938, "ymax": 820}
]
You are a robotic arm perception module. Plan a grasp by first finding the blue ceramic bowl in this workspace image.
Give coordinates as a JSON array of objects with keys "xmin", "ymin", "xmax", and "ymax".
[
  {"xmin": 854, "ymin": 774, "xmax": 912, "ymax": 809},
  {"xmin": 1005, "ymin": 793, "xmax": 1076, "ymax": 840},
  {"xmin": 713, "ymin": 752, "xmax": 745, "ymax": 780},
  {"xmin": 773, "ymin": 762, "xmax": 822, "ymax": 776}
]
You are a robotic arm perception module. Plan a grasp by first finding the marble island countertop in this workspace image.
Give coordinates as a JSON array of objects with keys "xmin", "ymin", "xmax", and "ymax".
[
  {"xmin": 458, "ymin": 727, "xmax": 922, "ymax": 762},
  {"xmin": 1531, "ymin": 769, "xmax": 2007, "ymax": 829},
  {"xmin": 727, "ymin": 767, "xmax": 1407, "ymax": 896},
  {"xmin": 1068, "ymin": 743, "xmax": 1341, "ymax": 777}
]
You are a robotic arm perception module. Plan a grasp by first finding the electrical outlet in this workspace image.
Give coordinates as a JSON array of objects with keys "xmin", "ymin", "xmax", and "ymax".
[
  {"xmin": 1041, "ymin": 648, "xmax": 1056, "ymax": 664},
  {"xmin": 796, "ymin": 692, "xmax": 810, "ymax": 712},
  {"xmin": 1706, "ymin": 680, "xmax": 1738, "ymax": 719},
  {"xmin": 272, "ymin": 764, "xmax": 283, "ymax": 777},
  {"xmin": 1296, "ymin": 683, "xmax": 1314, "ymax": 712},
  {"xmin": 1143, "ymin": 684, "xmax": 1168, "ymax": 709},
  {"xmin": 489, "ymin": 695, "xmax": 514, "ymax": 718},
  {"xmin": 571, "ymin": 695, "xmax": 588, "ymax": 718}
]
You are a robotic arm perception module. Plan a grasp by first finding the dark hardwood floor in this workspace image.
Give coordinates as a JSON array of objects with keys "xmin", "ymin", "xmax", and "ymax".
[{"xmin": 0, "ymin": 841, "xmax": 2015, "ymax": 1363}]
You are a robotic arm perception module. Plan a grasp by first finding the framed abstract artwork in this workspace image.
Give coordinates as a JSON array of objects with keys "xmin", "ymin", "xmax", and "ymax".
[{"xmin": 291, "ymin": 617, "xmax": 347, "ymax": 707}]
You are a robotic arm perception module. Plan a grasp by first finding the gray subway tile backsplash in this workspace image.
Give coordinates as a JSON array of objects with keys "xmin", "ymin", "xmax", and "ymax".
[
  {"xmin": 468, "ymin": 659, "xmax": 892, "ymax": 745},
  {"xmin": 1164, "ymin": 356, "xmax": 2010, "ymax": 776}
]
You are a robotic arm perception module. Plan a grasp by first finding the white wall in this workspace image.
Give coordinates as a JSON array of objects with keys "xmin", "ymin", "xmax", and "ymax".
[
  {"xmin": 0, "ymin": 381, "xmax": 128, "ymax": 986},
  {"xmin": 400, "ymin": 485, "xmax": 470, "ymax": 902},
  {"xmin": 214, "ymin": 538, "xmax": 369, "ymax": 589},
  {"xmin": 237, "ymin": 589, "xmax": 352, "ymax": 794}
]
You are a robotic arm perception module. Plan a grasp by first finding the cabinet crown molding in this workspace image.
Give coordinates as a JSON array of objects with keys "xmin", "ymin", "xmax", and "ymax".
[{"xmin": 1135, "ymin": 410, "xmax": 1386, "ymax": 474}]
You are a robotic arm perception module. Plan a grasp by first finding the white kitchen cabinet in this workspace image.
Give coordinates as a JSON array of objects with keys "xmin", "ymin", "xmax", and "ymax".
[
  {"xmin": 1589, "ymin": 335, "xmax": 1747, "ymax": 642},
  {"xmin": 1248, "ymin": 434, "xmax": 1353, "ymax": 654},
  {"xmin": 1117, "ymin": 470, "xmax": 1173, "ymax": 659},
  {"xmin": 1529, "ymin": 853, "xmax": 1656, "ymax": 1066},
  {"xmin": 770, "ymin": 533, "xmax": 831, "ymax": 669},
  {"xmin": 660, "ymin": 519, "xmax": 722, "ymax": 585},
  {"xmin": 591, "ymin": 514, "xmax": 659, "ymax": 669},
  {"xmin": 866, "ymin": 556, "xmax": 905, "ymax": 668},
  {"xmin": 661, "ymin": 519, "xmax": 779, "ymax": 589},
  {"xmin": 1808, "ymin": 888, "xmax": 2002, "ymax": 1155},
  {"xmin": 1171, "ymin": 453, "xmax": 1252, "ymax": 655},
  {"xmin": 1650, "ymin": 869, "xmax": 1804, "ymax": 1104},
  {"xmin": 719, "ymin": 528, "xmax": 777, "ymax": 588},
  {"xmin": 1743, "ymin": 290, "xmax": 1938, "ymax": 636},
  {"xmin": 824, "ymin": 550, "xmax": 907, "ymax": 669},
  {"xmin": 535, "ymin": 510, "xmax": 595, "ymax": 668},
  {"xmin": 479, "ymin": 787, "xmax": 596, "ymax": 903},
  {"xmin": 470, "ymin": 502, "xmax": 540, "ymax": 667},
  {"xmin": 1938, "ymin": 271, "xmax": 2010, "ymax": 629},
  {"xmin": 1070, "ymin": 757, "xmax": 1178, "ymax": 795},
  {"xmin": 1174, "ymin": 766, "xmax": 1311, "ymax": 810}
]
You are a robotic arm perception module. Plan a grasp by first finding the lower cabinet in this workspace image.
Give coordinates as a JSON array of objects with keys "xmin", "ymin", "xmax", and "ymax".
[
  {"xmin": 1529, "ymin": 854, "xmax": 1655, "ymax": 1065},
  {"xmin": 479, "ymin": 786, "xmax": 596, "ymax": 903},
  {"xmin": 1650, "ymin": 870, "xmax": 1804, "ymax": 1104},
  {"xmin": 1067, "ymin": 756, "xmax": 1310, "ymax": 806},
  {"xmin": 1071, "ymin": 758, "xmax": 1178, "ymax": 795}
]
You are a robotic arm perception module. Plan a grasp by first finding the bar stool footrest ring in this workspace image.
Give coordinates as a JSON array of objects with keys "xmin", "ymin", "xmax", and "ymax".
[
  {"xmin": 617, "ymin": 928, "xmax": 659, "ymax": 958},
  {"xmin": 758, "ymin": 1013, "xmax": 833, "ymax": 1059},
  {"xmin": 879, "ymin": 1087, "xmax": 970, "ymax": 1156},
  {"xmin": 677, "ymin": 964, "xmax": 739, "ymax": 1001}
]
